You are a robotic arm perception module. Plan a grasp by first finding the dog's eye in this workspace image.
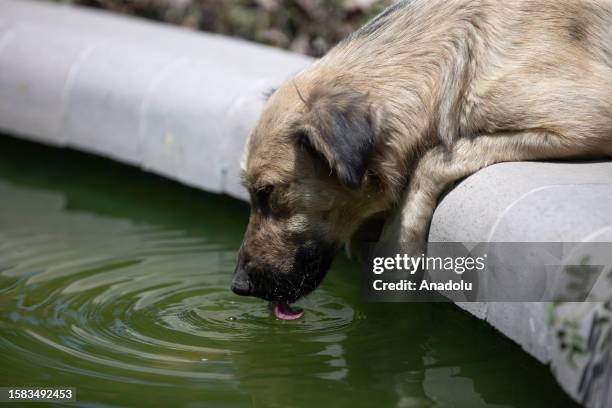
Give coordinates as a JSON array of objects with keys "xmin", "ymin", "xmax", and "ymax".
[{"xmin": 254, "ymin": 185, "xmax": 274, "ymax": 215}]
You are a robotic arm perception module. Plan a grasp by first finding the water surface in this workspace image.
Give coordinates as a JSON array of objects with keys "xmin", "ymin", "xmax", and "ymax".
[{"xmin": 0, "ymin": 136, "xmax": 578, "ymax": 407}]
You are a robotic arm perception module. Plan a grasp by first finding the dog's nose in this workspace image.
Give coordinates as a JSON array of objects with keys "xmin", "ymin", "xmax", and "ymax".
[{"xmin": 231, "ymin": 267, "xmax": 252, "ymax": 296}]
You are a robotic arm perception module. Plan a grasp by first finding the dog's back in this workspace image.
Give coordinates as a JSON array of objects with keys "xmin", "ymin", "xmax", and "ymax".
[
  {"xmin": 332, "ymin": 0, "xmax": 612, "ymax": 155},
  {"xmin": 473, "ymin": 0, "xmax": 612, "ymax": 154}
]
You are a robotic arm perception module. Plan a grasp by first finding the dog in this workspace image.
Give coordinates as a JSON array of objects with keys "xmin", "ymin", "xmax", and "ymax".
[{"xmin": 232, "ymin": 0, "xmax": 612, "ymax": 319}]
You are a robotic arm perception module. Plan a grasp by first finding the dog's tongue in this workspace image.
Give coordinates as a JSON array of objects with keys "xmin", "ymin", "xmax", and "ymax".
[{"xmin": 271, "ymin": 301, "xmax": 304, "ymax": 321}]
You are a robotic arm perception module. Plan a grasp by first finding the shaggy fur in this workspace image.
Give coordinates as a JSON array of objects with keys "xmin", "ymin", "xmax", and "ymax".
[{"xmin": 233, "ymin": 0, "xmax": 612, "ymax": 302}]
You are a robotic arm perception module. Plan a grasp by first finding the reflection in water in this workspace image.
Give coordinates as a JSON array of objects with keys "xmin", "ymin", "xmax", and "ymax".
[{"xmin": 0, "ymin": 137, "xmax": 578, "ymax": 407}]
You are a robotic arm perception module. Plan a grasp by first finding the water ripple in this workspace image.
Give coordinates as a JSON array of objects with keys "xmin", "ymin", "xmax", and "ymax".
[{"xmin": 0, "ymin": 180, "xmax": 357, "ymax": 402}]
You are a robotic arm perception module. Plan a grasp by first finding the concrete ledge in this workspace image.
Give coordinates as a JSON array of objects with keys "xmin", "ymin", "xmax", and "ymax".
[
  {"xmin": 1, "ymin": 1, "xmax": 611, "ymax": 407},
  {"xmin": 430, "ymin": 162, "xmax": 612, "ymax": 407},
  {"xmin": 0, "ymin": 0, "xmax": 312, "ymax": 200}
]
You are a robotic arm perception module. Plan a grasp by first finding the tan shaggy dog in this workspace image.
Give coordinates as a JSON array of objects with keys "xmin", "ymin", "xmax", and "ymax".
[{"xmin": 232, "ymin": 0, "xmax": 612, "ymax": 319}]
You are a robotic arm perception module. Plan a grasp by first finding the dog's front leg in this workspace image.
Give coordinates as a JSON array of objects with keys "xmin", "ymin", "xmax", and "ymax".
[
  {"xmin": 378, "ymin": 131, "xmax": 582, "ymax": 247},
  {"xmin": 377, "ymin": 150, "xmax": 448, "ymax": 247}
]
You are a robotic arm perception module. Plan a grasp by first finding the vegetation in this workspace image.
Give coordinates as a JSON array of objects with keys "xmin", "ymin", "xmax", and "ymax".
[{"xmin": 52, "ymin": 0, "xmax": 392, "ymax": 57}]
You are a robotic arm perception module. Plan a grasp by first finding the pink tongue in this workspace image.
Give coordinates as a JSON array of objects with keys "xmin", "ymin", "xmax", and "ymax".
[{"xmin": 272, "ymin": 302, "xmax": 304, "ymax": 321}]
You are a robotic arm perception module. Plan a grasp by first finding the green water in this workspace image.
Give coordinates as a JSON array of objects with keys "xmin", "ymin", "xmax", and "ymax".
[{"xmin": 0, "ymin": 136, "xmax": 578, "ymax": 408}]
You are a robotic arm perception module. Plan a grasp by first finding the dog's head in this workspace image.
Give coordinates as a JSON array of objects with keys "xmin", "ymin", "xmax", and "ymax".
[{"xmin": 232, "ymin": 78, "xmax": 386, "ymax": 304}]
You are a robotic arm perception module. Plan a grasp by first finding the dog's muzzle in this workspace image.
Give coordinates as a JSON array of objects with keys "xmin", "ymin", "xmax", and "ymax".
[{"xmin": 231, "ymin": 265, "xmax": 252, "ymax": 296}]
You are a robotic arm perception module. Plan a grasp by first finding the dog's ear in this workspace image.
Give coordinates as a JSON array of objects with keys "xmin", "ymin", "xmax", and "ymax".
[{"xmin": 296, "ymin": 85, "xmax": 379, "ymax": 190}]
